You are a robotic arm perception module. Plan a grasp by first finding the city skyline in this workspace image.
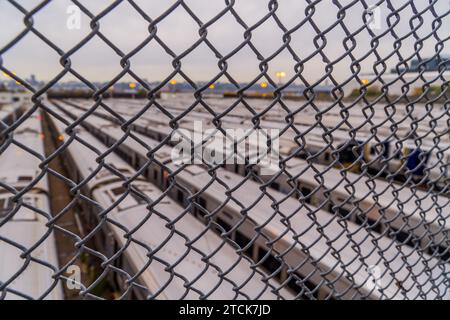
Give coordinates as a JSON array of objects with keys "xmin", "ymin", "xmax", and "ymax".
[{"xmin": 1, "ymin": 0, "xmax": 449, "ymax": 85}]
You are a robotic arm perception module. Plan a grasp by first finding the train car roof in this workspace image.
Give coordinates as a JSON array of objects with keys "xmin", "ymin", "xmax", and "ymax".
[
  {"xmin": 283, "ymin": 158, "xmax": 450, "ymax": 232},
  {"xmin": 48, "ymin": 106, "xmax": 292, "ymax": 299},
  {"xmin": 99, "ymin": 180, "xmax": 291, "ymax": 299},
  {"xmin": 62, "ymin": 99, "xmax": 447, "ymax": 148},
  {"xmin": 73, "ymin": 111, "xmax": 175, "ymax": 164},
  {"xmin": 57, "ymin": 101, "xmax": 449, "ymax": 229},
  {"xmin": 0, "ymin": 115, "xmax": 48, "ymax": 192},
  {"xmin": 48, "ymin": 107, "xmax": 140, "ymax": 189},
  {"xmin": 0, "ymin": 215, "xmax": 63, "ymax": 299},
  {"xmin": 171, "ymin": 164, "xmax": 449, "ymax": 299}
]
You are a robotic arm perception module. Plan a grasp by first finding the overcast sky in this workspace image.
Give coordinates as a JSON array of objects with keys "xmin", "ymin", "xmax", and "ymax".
[{"xmin": 0, "ymin": 0, "xmax": 448, "ymax": 85}]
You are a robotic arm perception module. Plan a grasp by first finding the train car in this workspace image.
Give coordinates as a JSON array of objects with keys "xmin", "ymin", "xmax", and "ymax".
[
  {"xmin": 362, "ymin": 137, "xmax": 450, "ymax": 187},
  {"xmin": 174, "ymin": 131, "xmax": 450, "ymax": 261},
  {"xmin": 169, "ymin": 166, "xmax": 450, "ymax": 299},
  {"xmin": 426, "ymin": 148, "xmax": 450, "ymax": 189},
  {"xmin": 58, "ymin": 98, "xmax": 450, "ymax": 195},
  {"xmin": 0, "ymin": 114, "xmax": 63, "ymax": 300},
  {"xmin": 182, "ymin": 135, "xmax": 450, "ymax": 262},
  {"xmin": 46, "ymin": 107, "xmax": 290, "ymax": 300},
  {"xmin": 256, "ymin": 157, "xmax": 450, "ymax": 258},
  {"xmin": 56, "ymin": 104, "xmax": 450, "ymax": 299},
  {"xmin": 400, "ymin": 140, "xmax": 449, "ymax": 184},
  {"xmin": 55, "ymin": 101, "xmax": 450, "ymax": 258},
  {"xmin": 60, "ymin": 101, "xmax": 448, "ymax": 172},
  {"xmin": 56, "ymin": 100, "xmax": 434, "ymax": 183},
  {"xmin": 58, "ymin": 98, "xmax": 447, "ymax": 184}
]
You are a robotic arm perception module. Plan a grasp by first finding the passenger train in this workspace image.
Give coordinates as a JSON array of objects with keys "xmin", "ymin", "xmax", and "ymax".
[
  {"xmin": 53, "ymin": 100, "xmax": 450, "ymax": 261},
  {"xmin": 49, "ymin": 101, "xmax": 450, "ymax": 299},
  {"xmin": 0, "ymin": 113, "xmax": 63, "ymax": 299},
  {"xmin": 45, "ymin": 106, "xmax": 290, "ymax": 300},
  {"xmin": 59, "ymin": 99, "xmax": 449, "ymax": 189}
]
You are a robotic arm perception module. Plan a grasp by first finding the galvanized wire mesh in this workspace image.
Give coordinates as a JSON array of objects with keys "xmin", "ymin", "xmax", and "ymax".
[{"xmin": 0, "ymin": 0, "xmax": 449, "ymax": 300}]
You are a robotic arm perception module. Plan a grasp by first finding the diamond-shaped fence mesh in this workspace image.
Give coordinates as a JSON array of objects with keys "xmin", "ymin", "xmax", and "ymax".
[{"xmin": 0, "ymin": 0, "xmax": 449, "ymax": 300}]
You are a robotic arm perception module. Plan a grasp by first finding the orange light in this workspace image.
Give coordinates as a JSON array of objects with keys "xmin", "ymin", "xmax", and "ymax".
[
  {"xmin": 169, "ymin": 79, "xmax": 177, "ymax": 85},
  {"xmin": 129, "ymin": 83, "xmax": 137, "ymax": 89},
  {"xmin": 361, "ymin": 79, "xmax": 369, "ymax": 85},
  {"xmin": 275, "ymin": 71, "xmax": 286, "ymax": 78},
  {"xmin": 209, "ymin": 84, "xmax": 215, "ymax": 89},
  {"xmin": 260, "ymin": 82, "xmax": 268, "ymax": 88},
  {"xmin": 58, "ymin": 134, "xmax": 65, "ymax": 141}
]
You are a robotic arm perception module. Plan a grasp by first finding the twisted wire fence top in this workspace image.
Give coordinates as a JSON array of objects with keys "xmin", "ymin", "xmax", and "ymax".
[{"xmin": 0, "ymin": 0, "xmax": 449, "ymax": 300}]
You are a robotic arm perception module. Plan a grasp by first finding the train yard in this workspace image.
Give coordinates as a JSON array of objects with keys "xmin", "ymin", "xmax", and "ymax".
[{"xmin": 0, "ymin": 96, "xmax": 449, "ymax": 300}]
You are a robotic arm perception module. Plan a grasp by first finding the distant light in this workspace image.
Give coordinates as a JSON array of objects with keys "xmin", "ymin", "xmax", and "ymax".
[
  {"xmin": 361, "ymin": 79, "xmax": 369, "ymax": 85},
  {"xmin": 209, "ymin": 84, "xmax": 215, "ymax": 89},
  {"xmin": 275, "ymin": 71, "xmax": 286, "ymax": 78},
  {"xmin": 169, "ymin": 79, "xmax": 177, "ymax": 85},
  {"xmin": 39, "ymin": 133, "xmax": 45, "ymax": 140},
  {"xmin": 260, "ymin": 82, "xmax": 268, "ymax": 88},
  {"xmin": 129, "ymin": 83, "xmax": 137, "ymax": 89},
  {"xmin": 58, "ymin": 134, "xmax": 65, "ymax": 141}
]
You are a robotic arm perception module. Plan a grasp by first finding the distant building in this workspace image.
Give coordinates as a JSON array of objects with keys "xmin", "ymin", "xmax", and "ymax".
[
  {"xmin": 26, "ymin": 74, "xmax": 44, "ymax": 88},
  {"xmin": 391, "ymin": 54, "xmax": 450, "ymax": 73}
]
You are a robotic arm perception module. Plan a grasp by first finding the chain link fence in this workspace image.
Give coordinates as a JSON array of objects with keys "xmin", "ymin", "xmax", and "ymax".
[{"xmin": 0, "ymin": 0, "xmax": 449, "ymax": 300}]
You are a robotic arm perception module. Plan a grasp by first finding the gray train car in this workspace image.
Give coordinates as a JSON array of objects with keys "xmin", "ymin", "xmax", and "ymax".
[
  {"xmin": 54, "ymin": 101, "xmax": 450, "ymax": 260},
  {"xmin": 0, "ymin": 114, "xmax": 63, "ymax": 300},
  {"xmin": 46, "ymin": 106, "xmax": 290, "ymax": 300},
  {"xmin": 52, "ymin": 103, "xmax": 450, "ymax": 299}
]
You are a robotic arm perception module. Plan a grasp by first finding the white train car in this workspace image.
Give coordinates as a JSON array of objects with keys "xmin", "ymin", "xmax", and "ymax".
[
  {"xmin": 60, "ymin": 98, "xmax": 450, "ymax": 186},
  {"xmin": 190, "ymin": 134, "xmax": 450, "ymax": 261},
  {"xmin": 62, "ymin": 93, "xmax": 450, "ymax": 187},
  {"xmin": 58, "ymin": 106, "xmax": 450, "ymax": 299},
  {"xmin": 253, "ymin": 158, "xmax": 450, "ymax": 259},
  {"xmin": 64, "ymin": 94, "xmax": 447, "ymax": 140},
  {"xmin": 46, "ymin": 107, "xmax": 290, "ymax": 300},
  {"xmin": 57, "ymin": 102, "xmax": 450, "ymax": 190},
  {"xmin": 55, "ymin": 102, "xmax": 450, "ymax": 257},
  {"xmin": 52, "ymin": 101, "xmax": 404, "ymax": 178},
  {"xmin": 0, "ymin": 114, "xmax": 63, "ymax": 300},
  {"xmin": 168, "ymin": 166, "xmax": 450, "ymax": 300}
]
